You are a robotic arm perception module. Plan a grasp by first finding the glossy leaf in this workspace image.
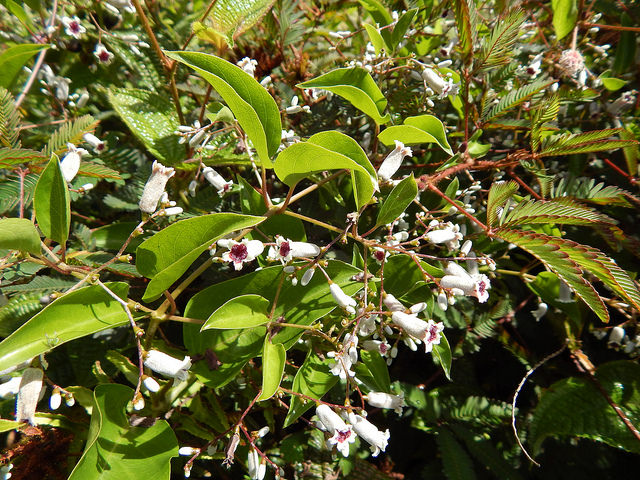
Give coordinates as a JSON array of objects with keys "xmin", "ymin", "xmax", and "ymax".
[
  {"xmin": 0, "ymin": 419, "xmax": 21, "ymax": 433},
  {"xmin": 551, "ymin": 0, "xmax": 577, "ymax": 40},
  {"xmin": 378, "ymin": 114, "xmax": 452, "ymax": 155},
  {"xmin": 202, "ymin": 294, "xmax": 270, "ymax": 330},
  {"xmin": 258, "ymin": 336, "xmax": 286, "ymax": 401},
  {"xmin": 376, "ymin": 174, "xmax": 417, "ymax": 227},
  {"xmin": 363, "ymin": 24, "xmax": 388, "ymax": 55},
  {"xmin": 107, "ymin": 88, "xmax": 183, "ymax": 165},
  {"xmin": 0, "ymin": 43, "xmax": 48, "ymax": 89},
  {"xmin": 68, "ymin": 384, "xmax": 178, "ymax": 479},
  {"xmin": 0, "ymin": 283, "xmax": 129, "ymax": 372},
  {"xmin": 0, "ymin": 218, "xmax": 40, "ymax": 254},
  {"xmin": 274, "ymin": 131, "xmax": 377, "ymax": 210},
  {"xmin": 34, "ymin": 155, "xmax": 70, "ymax": 246},
  {"xmin": 530, "ymin": 361, "xmax": 640, "ymax": 454},
  {"xmin": 136, "ymin": 213, "xmax": 265, "ymax": 301},
  {"xmin": 197, "ymin": 0, "xmax": 276, "ymax": 46},
  {"xmin": 360, "ymin": 350, "xmax": 391, "ymax": 393},
  {"xmin": 432, "ymin": 333, "xmax": 452, "ymax": 381},
  {"xmin": 390, "ymin": 9, "xmax": 417, "ymax": 50},
  {"xmin": 297, "ymin": 67, "xmax": 390, "ymax": 124},
  {"xmin": 602, "ymin": 77, "xmax": 627, "ymax": 92},
  {"xmin": 165, "ymin": 51, "xmax": 282, "ymax": 166},
  {"xmin": 284, "ymin": 352, "xmax": 338, "ymax": 427}
]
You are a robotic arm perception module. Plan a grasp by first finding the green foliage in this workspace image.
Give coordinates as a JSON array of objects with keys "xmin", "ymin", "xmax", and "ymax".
[
  {"xmin": 201, "ymin": 294, "xmax": 270, "ymax": 329},
  {"xmin": 376, "ymin": 174, "xmax": 417, "ymax": 227},
  {"xmin": 482, "ymin": 78, "xmax": 555, "ymax": 121},
  {"xmin": 0, "ymin": 218, "xmax": 40, "ymax": 254},
  {"xmin": 0, "ymin": 43, "xmax": 47, "ymax": 89},
  {"xmin": 540, "ymin": 129, "xmax": 637, "ymax": 157},
  {"xmin": 259, "ymin": 335, "xmax": 286, "ymax": 400},
  {"xmin": 476, "ymin": 8, "xmax": 525, "ymax": 71},
  {"xmin": 378, "ymin": 114, "xmax": 452, "ymax": 155},
  {"xmin": 551, "ymin": 0, "xmax": 578, "ymax": 40},
  {"xmin": 33, "ymin": 155, "xmax": 70, "ymax": 246},
  {"xmin": 0, "ymin": 87, "xmax": 20, "ymax": 147}
]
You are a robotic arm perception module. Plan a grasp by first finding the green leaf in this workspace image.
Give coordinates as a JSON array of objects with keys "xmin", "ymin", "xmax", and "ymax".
[
  {"xmin": 68, "ymin": 384, "xmax": 178, "ymax": 479},
  {"xmin": 0, "ymin": 218, "xmax": 40, "ymax": 254},
  {"xmin": 201, "ymin": 294, "xmax": 270, "ymax": 329},
  {"xmin": 0, "ymin": 283, "xmax": 129, "ymax": 372},
  {"xmin": 376, "ymin": 174, "xmax": 417, "ymax": 227},
  {"xmin": 0, "ymin": 148, "xmax": 48, "ymax": 167},
  {"xmin": 165, "ymin": 51, "xmax": 282, "ymax": 166},
  {"xmin": 274, "ymin": 131, "xmax": 377, "ymax": 210},
  {"xmin": 614, "ymin": 13, "xmax": 636, "ymax": 74},
  {"xmin": 501, "ymin": 198, "xmax": 614, "ymax": 228},
  {"xmin": 0, "ymin": 43, "xmax": 48, "ymax": 89},
  {"xmin": 0, "ymin": 419, "xmax": 21, "ymax": 432},
  {"xmin": 360, "ymin": 350, "xmax": 391, "ymax": 392},
  {"xmin": 0, "ymin": 86, "xmax": 21, "ymax": 148},
  {"xmin": 551, "ymin": 0, "xmax": 577, "ymax": 40},
  {"xmin": 530, "ymin": 361, "xmax": 640, "ymax": 454},
  {"xmin": 363, "ymin": 24, "xmax": 388, "ymax": 55},
  {"xmin": 284, "ymin": 351, "xmax": 338, "ymax": 427},
  {"xmin": 493, "ymin": 229, "xmax": 609, "ymax": 322},
  {"xmin": 436, "ymin": 427, "xmax": 477, "ymax": 480},
  {"xmin": 378, "ymin": 114, "xmax": 453, "ymax": 155},
  {"xmin": 43, "ymin": 115, "xmax": 98, "ymax": 158},
  {"xmin": 540, "ymin": 129, "xmax": 636, "ymax": 157},
  {"xmin": 34, "ymin": 155, "xmax": 70, "ymax": 246},
  {"xmin": 476, "ymin": 8, "xmax": 525, "ymax": 71},
  {"xmin": 258, "ymin": 336, "xmax": 286, "ymax": 401},
  {"xmin": 297, "ymin": 67, "xmax": 390, "ymax": 124},
  {"xmin": 382, "ymin": 255, "xmax": 443, "ymax": 298},
  {"xmin": 136, "ymin": 213, "xmax": 265, "ymax": 302},
  {"xmin": 198, "ymin": 0, "xmax": 276, "ymax": 47},
  {"xmin": 482, "ymin": 78, "xmax": 555, "ymax": 121},
  {"xmin": 602, "ymin": 77, "xmax": 627, "ymax": 92},
  {"xmin": 453, "ymin": 0, "xmax": 479, "ymax": 60},
  {"xmin": 390, "ymin": 9, "xmax": 417, "ymax": 50},
  {"xmin": 486, "ymin": 180, "xmax": 518, "ymax": 226},
  {"xmin": 433, "ymin": 333, "xmax": 452, "ymax": 381},
  {"xmin": 107, "ymin": 88, "xmax": 183, "ymax": 165}
]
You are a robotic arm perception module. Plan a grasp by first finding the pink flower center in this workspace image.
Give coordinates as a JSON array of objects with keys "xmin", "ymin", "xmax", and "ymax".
[
  {"xmin": 477, "ymin": 280, "xmax": 487, "ymax": 295},
  {"xmin": 98, "ymin": 50, "xmax": 111, "ymax": 62},
  {"xmin": 279, "ymin": 241, "xmax": 291, "ymax": 258},
  {"xmin": 427, "ymin": 324, "xmax": 440, "ymax": 343},
  {"xmin": 374, "ymin": 250, "xmax": 385, "ymax": 262},
  {"xmin": 379, "ymin": 343, "xmax": 388, "ymax": 354},
  {"xmin": 229, "ymin": 244, "xmax": 248, "ymax": 263},
  {"xmin": 69, "ymin": 21, "xmax": 80, "ymax": 33},
  {"xmin": 335, "ymin": 429, "xmax": 351, "ymax": 443}
]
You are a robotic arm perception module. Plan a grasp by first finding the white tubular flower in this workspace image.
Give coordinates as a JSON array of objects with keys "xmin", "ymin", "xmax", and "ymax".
[
  {"xmin": 83, "ymin": 133, "xmax": 105, "ymax": 153},
  {"xmin": 60, "ymin": 143, "xmax": 87, "ymax": 183},
  {"xmin": 440, "ymin": 262, "xmax": 491, "ymax": 303},
  {"xmin": 347, "ymin": 413, "xmax": 390, "ymax": 457},
  {"xmin": 54, "ymin": 77, "xmax": 71, "ymax": 102},
  {"xmin": 143, "ymin": 350, "xmax": 191, "ymax": 382},
  {"xmin": 437, "ymin": 292, "xmax": 448, "ymax": 311},
  {"xmin": 16, "ymin": 368, "xmax": 43, "ymax": 424},
  {"xmin": 220, "ymin": 239, "xmax": 264, "ymax": 271},
  {"xmin": 143, "ymin": 375, "xmax": 160, "ymax": 393},
  {"xmin": 531, "ymin": 302, "xmax": 548, "ymax": 322},
  {"xmin": 362, "ymin": 339, "xmax": 391, "ymax": 356},
  {"xmin": 383, "ymin": 293, "xmax": 405, "ymax": 312},
  {"xmin": 49, "ymin": 388, "xmax": 62, "ymax": 410},
  {"xmin": 358, "ymin": 313, "xmax": 378, "ymax": 336},
  {"xmin": 0, "ymin": 376, "xmax": 21, "ymax": 398},
  {"xmin": 179, "ymin": 446, "xmax": 199, "ymax": 456},
  {"xmin": 328, "ymin": 334, "xmax": 358, "ymax": 380},
  {"xmin": 61, "ymin": 16, "xmax": 86, "ymax": 38},
  {"xmin": 366, "ymin": 391, "xmax": 405, "ymax": 414},
  {"xmin": 316, "ymin": 404, "xmax": 357, "ymax": 457},
  {"xmin": 301, "ymin": 267, "xmax": 316, "ymax": 286},
  {"xmin": 608, "ymin": 326, "xmax": 625, "ymax": 345},
  {"xmin": 202, "ymin": 167, "xmax": 233, "ymax": 196},
  {"xmin": 378, "ymin": 141, "xmax": 413, "ymax": 182},
  {"xmin": 93, "ymin": 44, "xmax": 115, "ymax": 65},
  {"xmin": 268, "ymin": 236, "xmax": 321, "ymax": 263},
  {"xmin": 247, "ymin": 449, "xmax": 266, "ymax": 480},
  {"xmin": 422, "ymin": 67, "xmax": 459, "ymax": 99},
  {"xmin": 391, "ymin": 312, "xmax": 444, "ymax": 353},
  {"xmin": 237, "ymin": 57, "xmax": 258, "ymax": 77},
  {"xmin": 556, "ymin": 280, "xmax": 574, "ymax": 303},
  {"xmin": 139, "ymin": 161, "xmax": 175, "ymax": 213},
  {"xmin": 460, "ymin": 240, "xmax": 473, "ymax": 256},
  {"xmin": 425, "ymin": 222, "xmax": 463, "ymax": 250},
  {"xmin": 256, "ymin": 426, "xmax": 270, "ymax": 438},
  {"xmin": 330, "ymin": 283, "xmax": 357, "ymax": 315},
  {"xmin": 163, "ymin": 206, "xmax": 183, "ymax": 216}
]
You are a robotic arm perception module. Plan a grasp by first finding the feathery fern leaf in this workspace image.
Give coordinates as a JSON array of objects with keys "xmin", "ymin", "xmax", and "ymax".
[
  {"xmin": 500, "ymin": 198, "xmax": 614, "ymax": 228},
  {"xmin": 0, "ymin": 87, "xmax": 21, "ymax": 148},
  {"xmin": 43, "ymin": 115, "xmax": 98, "ymax": 157},
  {"xmin": 530, "ymin": 94, "xmax": 560, "ymax": 152},
  {"xmin": 476, "ymin": 8, "xmax": 525, "ymax": 71},
  {"xmin": 540, "ymin": 128, "xmax": 637, "ymax": 157},
  {"xmin": 493, "ymin": 228, "xmax": 609, "ymax": 322},
  {"xmin": 453, "ymin": 0, "xmax": 479, "ymax": 60},
  {"xmin": 0, "ymin": 173, "xmax": 38, "ymax": 214},
  {"xmin": 436, "ymin": 427, "xmax": 477, "ymax": 480},
  {"xmin": 77, "ymin": 161, "xmax": 122, "ymax": 180},
  {"xmin": 483, "ymin": 78, "xmax": 555, "ymax": 121},
  {"xmin": 486, "ymin": 180, "xmax": 518, "ymax": 226},
  {"xmin": 1, "ymin": 276, "xmax": 78, "ymax": 294},
  {"xmin": 550, "ymin": 177, "xmax": 634, "ymax": 207},
  {"xmin": 0, "ymin": 148, "xmax": 47, "ymax": 168}
]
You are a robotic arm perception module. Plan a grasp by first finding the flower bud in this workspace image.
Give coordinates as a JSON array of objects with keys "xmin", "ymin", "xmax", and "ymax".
[
  {"xmin": 139, "ymin": 161, "xmax": 175, "ymax": 213},
  {"xmin": 16, "ymin": 368, "xmax": 43, "ymax": 424}
]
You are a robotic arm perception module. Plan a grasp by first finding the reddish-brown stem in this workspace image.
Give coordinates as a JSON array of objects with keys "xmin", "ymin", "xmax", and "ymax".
[
  {"xmin": 428, "ymin": 184, "xmax": 489, "ymax": 232},
  {"xmin": 581, "ymin": 21, "xmax": 640, "ymax": 32},
  {"xmin": 508, "ymin": 169, "xmax": 543, "ymax": 200}
]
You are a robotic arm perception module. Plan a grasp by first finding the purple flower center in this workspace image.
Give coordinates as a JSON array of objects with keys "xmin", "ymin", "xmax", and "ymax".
[
  {"xmin": 477, "ymin": 280, "xmax": 487, "ymax": 295},
  {"xmin": 98, "ymin": 50, "xmax": 111, "ymax": 62},
  {"xmin": 279, "ymin": 241, "xmax": 291, "ymax": 258},
  {"xmin": 374, "ymin": 250, "xmax": 385, "ymax": 262},
  {"xmin": 379, "ymin": 343, "xmax": 388, "ymax": 354},
  {"xmin": 427, "ymin": 324, "xmax": 440, "ymax": 343},
  {"xmin": 69, "ymin": 21, "xmax": 80, "ymax": 33},
  {"xmin": 335, "ymin": 429, "xmax": 351, "ymax": 443},
  {"xmin": 229, "ymin": 244, "xmax": 248, "ymax": 263}
]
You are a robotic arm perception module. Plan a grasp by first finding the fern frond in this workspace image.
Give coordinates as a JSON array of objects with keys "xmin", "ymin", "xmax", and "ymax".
[
  {"xmin": 77, "ymin": 161, "xmax": 122, "ymax": 180},
  {"xmin": 540, "ymin": 129, "xmax": 637, "ymax": 157},
  {"xmin": 501, "ymin": 198, "xmax": 614, "ymax": 228},
  {"xmin": 0, "ymin": 173, "xmax": 38, "ymax": 214},
  {"xmin": 486, "ymin": 180, "xmax": 518, "ymax": 226},
  {"xmin": 453, "ymin": 0, "xmax": 479, "ymax": 59},
  {"xmin": 104, "ymin": 39, "xmax": 162, "ymax": 91},
  {"xmin": 550, "ymin": 177, "xmax": 634, "ymax": 207},
  {"xmin": 1, "ymin": 276, "xmax": 77, "ymax": 295},
  {"xmin": 486, "ymin": 63, "xmax": 518, "ymax": 88},
  {"xmin": 43, "ymin": 115, "xmax": 98, "ymax": 157},
  {"xmin": 0, "ymin": 148, "xmax": 48, "ymax": 168},
  {"xmin": 436, "ymin": 427, "xmax": 476, "ymax": 480},
  {"xmin": 0, "ymin": 87, "xmax": 21, "ymax": 148},
  {"xmin": 483, "ymin": 78, "xmax": 555, "ymax": 121},
  {"xmin": 530, "ymin": 94, "xmax": 560, "ymax": 152},
  {"xmin": 476, "ymin": 8, "xmax": 525, "ymax": 71}
]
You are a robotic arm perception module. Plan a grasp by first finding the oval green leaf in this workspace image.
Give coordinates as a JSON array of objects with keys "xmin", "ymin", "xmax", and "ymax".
[
  {"xmin": 202, "ymin": 294, "xmax": 270, "ymax": 330},
  {"xmin": 0, "ymin": 283, "xmax": 129, "ymax": 372},
  {"xmin": 0, "ymin": 43, "xmax": 48, "ymax": 89},
  {"xmin": 34, "ymin": 155, "xmax": 70, "ymax": 246},
  {"xmin": 165, "ymin": 51, "xmax": 282, "ymax": 167},
  {"xmin": 363, "ymin": 24, "xmax": 388, "ymax": 55},
  {"xmin": 378, "ymin": 114, "xmax": 452, "ymax": 155},
  {"xmin": 258, "ymin": 336, "xmax": 286, "ymax": 401},
  {"xmin": 69, "ymin": 384, "xmax": 178, "ymax": 479},
  {"xmin": 376, "ymin": 174, "xmax": 417, "ymax": 227},
  {"xmin": 0, "ymin": 218, "xmax": 40, "ymax": 254},
  {"xmin": 274, "ymin": 131, "xmax": 377, "ymax": 210},
  {"xmin": 297, "ymin": 67, "xmax": 390, "ymax": 125},
  {"xmin": 432, "ymin": 332, "xmax": 452, "ymax": 381},
  {"xmin": 136, "ymin": 213, "xmax": 265, "ymax": 302},
  {"xmin": 108, "ymin": 87, "xmax": 183, "ymax": 165},
  {"xmin": 551, "ymin": 0, "xmax": 577, "ymax": 40}
]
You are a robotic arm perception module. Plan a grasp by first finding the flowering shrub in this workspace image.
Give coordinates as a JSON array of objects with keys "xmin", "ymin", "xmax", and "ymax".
[{"xmin": 1, "ymin": 0, "xmax": 640, "ymax": 478}]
